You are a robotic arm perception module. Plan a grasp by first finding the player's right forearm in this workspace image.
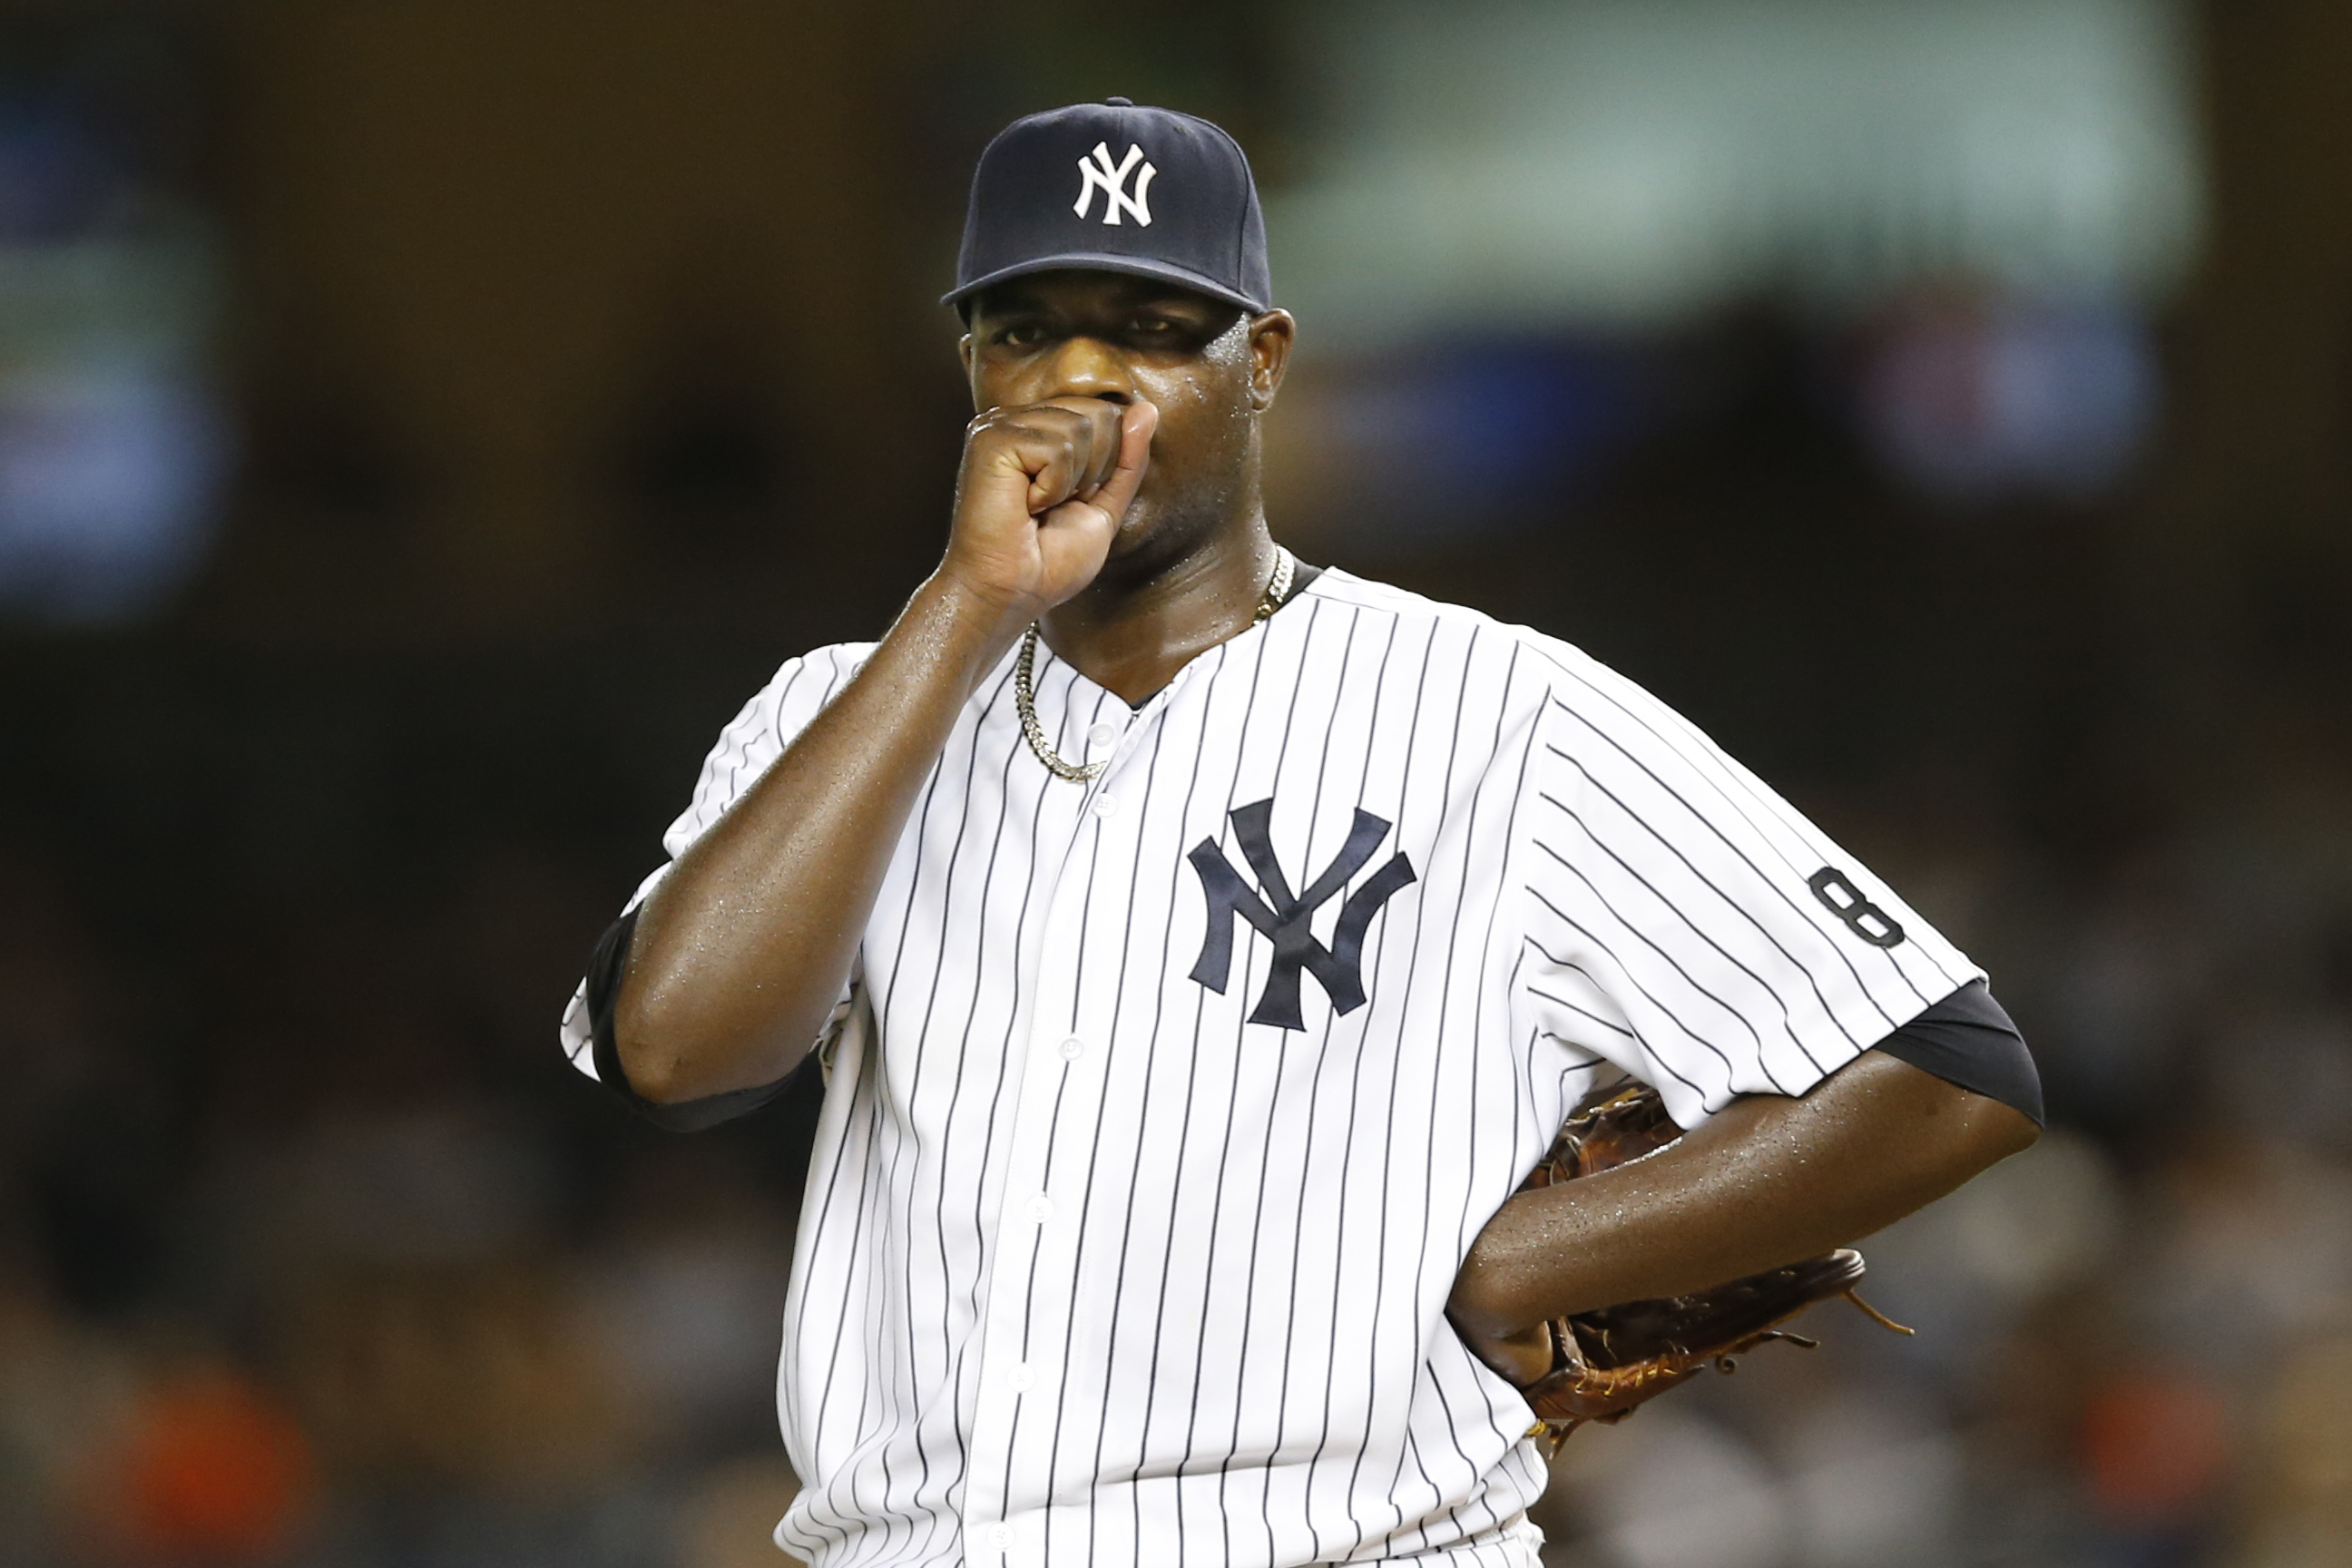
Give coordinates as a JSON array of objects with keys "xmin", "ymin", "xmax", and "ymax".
[
  {"xmin": 611, "ymin": 574, "xmax": 1026, "ymax": 1103},
  {"xmin": 613, "ymin": 390, "xmax": 1152, "ymax": 1102}
]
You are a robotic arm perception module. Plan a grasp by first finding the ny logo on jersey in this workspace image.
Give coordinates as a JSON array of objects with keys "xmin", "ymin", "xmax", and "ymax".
[
  {"xmin": 1188, "ymin": 799, "xmax": 1416, "ymax": 1030},
  {"xmin": 1073, "ymin": 141, "xmax": 1156, "ymax": 227}
]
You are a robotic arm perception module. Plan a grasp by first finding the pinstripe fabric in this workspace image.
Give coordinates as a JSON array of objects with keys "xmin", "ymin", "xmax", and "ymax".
[{"xmin": 560, "ymin": 570, "xmax": 1977, "ymax": 1567}]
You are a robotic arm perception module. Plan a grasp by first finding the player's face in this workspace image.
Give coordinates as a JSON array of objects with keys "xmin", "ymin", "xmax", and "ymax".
[{"xmin": 961, "ymin": 270, "xmax": 1294, "ymax": 571}]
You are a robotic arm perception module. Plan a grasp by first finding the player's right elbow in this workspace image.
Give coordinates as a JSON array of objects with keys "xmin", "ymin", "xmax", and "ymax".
[
  {"xmin": 609, "ymin": 983, "xmax": 720, "ymax": 1106},
  {"xmin": 611, "ymin": 1021, "xmax": 696, "ymax": 1105},
  {"xmin": 611, "ymin": 990, "xmax": 813, "ymax": 1107}
]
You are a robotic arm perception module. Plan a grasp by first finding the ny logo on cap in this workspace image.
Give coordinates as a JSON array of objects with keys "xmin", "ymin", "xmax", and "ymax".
[
  {"xmin": 1188, "ymin": 799, "xmax": 1416, "ymax": 1030},
  {"xmin": 1073, "ymin": 141, "xmax": 1156, "ymax": 227}
]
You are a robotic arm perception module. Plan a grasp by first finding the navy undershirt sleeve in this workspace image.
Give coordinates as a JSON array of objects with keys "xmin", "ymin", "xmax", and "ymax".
[
  {"xmin": 583, "ymin": 906, "xmax": 818, "ymax": 1132},
  {"xmin": 1868, "ymin": 977, "xmax": 2043, "ymax": 1125}
]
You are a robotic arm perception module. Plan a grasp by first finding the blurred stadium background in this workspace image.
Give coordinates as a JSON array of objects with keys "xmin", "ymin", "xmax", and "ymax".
[{"xmin": 2, "ymin": 1, "xmax": 2348, "ymax": 1563}]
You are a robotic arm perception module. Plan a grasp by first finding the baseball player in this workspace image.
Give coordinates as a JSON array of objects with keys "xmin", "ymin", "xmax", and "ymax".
[{"xmin": 562, "ymin": 101, "xmax": 2042, "ymax": 1566}]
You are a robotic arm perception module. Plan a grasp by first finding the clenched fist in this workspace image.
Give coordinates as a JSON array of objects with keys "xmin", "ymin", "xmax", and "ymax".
[{"xmin": 939, "ymin": 396, "xmax": 1159, "ymax": 626}]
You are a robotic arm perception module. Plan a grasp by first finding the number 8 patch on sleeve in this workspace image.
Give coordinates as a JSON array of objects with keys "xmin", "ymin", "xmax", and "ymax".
[{"xmin": 1808, "ymin": 867, "xmax": 1906, "ymax": 948}]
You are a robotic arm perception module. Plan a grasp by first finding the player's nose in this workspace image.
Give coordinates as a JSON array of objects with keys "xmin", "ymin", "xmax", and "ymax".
[{"xmin": 1038, "ymin": 334, "xmax": 1135, "ymax": 405}]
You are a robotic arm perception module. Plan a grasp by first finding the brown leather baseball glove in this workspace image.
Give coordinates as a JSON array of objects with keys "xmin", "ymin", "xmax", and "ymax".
[{"xmin": 1514, "ymin": 1080, "xmax": 1912, "ymax": 1448}]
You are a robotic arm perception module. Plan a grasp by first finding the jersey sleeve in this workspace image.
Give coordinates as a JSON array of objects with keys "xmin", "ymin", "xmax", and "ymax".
[
  {"xmin": 558, "ymin": 642, "xmax": 876, "ymax": 1081},
  {"xmin": 1514, "ymin": 647, "xmax": 1980, "ymax": 1131}
]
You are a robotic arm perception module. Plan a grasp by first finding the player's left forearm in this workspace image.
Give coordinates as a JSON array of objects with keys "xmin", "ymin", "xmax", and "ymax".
[{"xmin": 1446, "ymin": 1053, "xmax": 2036, "ymax": 1358}]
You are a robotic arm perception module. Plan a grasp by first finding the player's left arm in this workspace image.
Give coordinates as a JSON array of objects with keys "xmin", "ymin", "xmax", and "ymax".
[{"xmin": 1446, "ymin": 1026, "xmax": 2038, "ymax": 1385}]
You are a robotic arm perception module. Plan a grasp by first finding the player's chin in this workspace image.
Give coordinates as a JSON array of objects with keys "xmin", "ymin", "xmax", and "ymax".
[
  {"xmin": 1109, "ymin": 479, "xmax": 1216, "ymax": 551},
  {"xmin": 1104, "ymin": 497, "xmax": 1171, "ymax": 555},
  {"xmin": 1105, "ymin": 507, "xmax": 1210, "ymax": 577}
]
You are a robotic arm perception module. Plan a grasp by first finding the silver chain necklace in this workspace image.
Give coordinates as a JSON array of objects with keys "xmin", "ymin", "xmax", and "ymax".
[{"xmin": 1015, "ymin": 546, "xmax": 1294, "ymax": 783}]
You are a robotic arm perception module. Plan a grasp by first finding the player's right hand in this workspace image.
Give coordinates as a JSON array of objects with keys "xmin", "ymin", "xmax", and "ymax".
[{"xmin": 938, "ymin": 396, "xmax": 1157, "ymax": 625}]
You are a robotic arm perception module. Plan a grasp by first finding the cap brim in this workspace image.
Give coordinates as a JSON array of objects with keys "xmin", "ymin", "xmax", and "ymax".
[{"xmin": 943, "ymin": 252, "xmax": 1265, "ymax": 314}]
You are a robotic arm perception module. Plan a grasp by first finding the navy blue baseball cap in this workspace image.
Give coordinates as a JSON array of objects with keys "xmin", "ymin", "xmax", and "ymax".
[{"xmin": 946, "ymin": 99, "xmax": 1271, "ymax": 315}]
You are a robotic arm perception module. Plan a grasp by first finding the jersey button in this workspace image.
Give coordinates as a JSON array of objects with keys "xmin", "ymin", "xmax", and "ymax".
[
  {"xmin": 1024, "ymin": 1194, "xmax": 1054, "ymax": 1224},
  {"xmin": 1058, "ymin": 1035, "xmax": 1085, "ymax": 1061},
  {"xmin": 1007, "ymin": 1364, "xmax": 1036, "ymax": 1392},
  {"xmin": 1090, "ymin": 791, "xmax": 1118, "ymax": 818},
  {"xmin": 1086, "ymin": 720, "xmax": 1118, "ymax": 749},
  {"xmin": 988, "ymin": 1522, "xmax": 1014, "ymax": 1548}
]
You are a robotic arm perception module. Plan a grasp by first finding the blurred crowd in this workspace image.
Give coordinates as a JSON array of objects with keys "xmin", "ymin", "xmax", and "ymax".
[
  {"xmin": 0, "ymin": 651, "xmax": 814, "ymax": 1568},
  {"xmin": 4, "ymin": 513, "xmax": 2350, "ymax": 1568},
  {"xmin": 1529, "ymin": 713, "xmax": 2352, "ymax": 1568}
]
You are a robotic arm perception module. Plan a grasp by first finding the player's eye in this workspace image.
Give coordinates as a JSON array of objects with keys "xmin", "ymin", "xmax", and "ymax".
[{"xmin": 995, "ymin": 322, "xmax": 1047, "ymax": 348}]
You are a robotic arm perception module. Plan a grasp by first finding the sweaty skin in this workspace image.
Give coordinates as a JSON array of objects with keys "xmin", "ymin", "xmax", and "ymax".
[
  {"xmin": 608, "ymin": 267, "xmax": 2037, "ymax": 1389},
  {"xmin": 612, "ymin": 273, "xmax": 1292, "ymax": 1106},
  {"xmin": 1445, "ymin": 1050, "xmax": 2035, "ymax": 1383}
]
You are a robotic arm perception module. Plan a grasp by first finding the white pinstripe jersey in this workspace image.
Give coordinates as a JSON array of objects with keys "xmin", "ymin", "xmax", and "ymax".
[{"xmin": 561, "ymin": 568, "xmax": 1978, "ymax": 1568}]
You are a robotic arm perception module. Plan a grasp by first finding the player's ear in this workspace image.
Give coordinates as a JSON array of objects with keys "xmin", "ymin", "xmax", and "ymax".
[{"xmin": 1247, "ymin": 309, "xmax": 1296, "ymax": 412}]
